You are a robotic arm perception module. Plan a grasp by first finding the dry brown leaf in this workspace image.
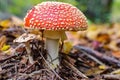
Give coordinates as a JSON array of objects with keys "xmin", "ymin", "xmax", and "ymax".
[
  {"xmin": 96, "ymin": 33, "xmax": 110, "ymax": 44},
  {"xmin": 86, "ymin": 25, "xmax": 102, "ymax": 40},
  {"xmin": 109, "ymin": 41, "xmax": 119, "ymax": 51},
  {"xmin": 112, "ymin": 51, "xmax": 120, "ymax": 58}
]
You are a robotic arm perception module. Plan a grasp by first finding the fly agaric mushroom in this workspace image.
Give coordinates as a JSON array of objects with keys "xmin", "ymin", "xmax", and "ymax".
[
  {"xmin": 24, "ymin": 1, "xmax": 87, "ymax": 69},
  {"xmin": 14, "ymin": 33, "xmax": 36, "ymax": 64}
]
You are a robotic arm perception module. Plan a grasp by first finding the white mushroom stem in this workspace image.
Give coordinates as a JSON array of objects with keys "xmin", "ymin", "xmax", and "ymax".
[
  {"xmin": 46, "ymin": 38, "xmax": 59, "ymax": 69},
  {"xmin": 44, "ymin": 30, "xmax": 67, "ymax": 69},
  {"xmin": 25, "ymin": 42, "xmax": 34, "ymax": 64}
]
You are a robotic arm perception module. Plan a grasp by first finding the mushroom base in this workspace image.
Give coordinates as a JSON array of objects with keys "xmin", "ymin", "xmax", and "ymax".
[{"xmin": 46, "ymin": 38, "xmax": 59, "ymax": 69}]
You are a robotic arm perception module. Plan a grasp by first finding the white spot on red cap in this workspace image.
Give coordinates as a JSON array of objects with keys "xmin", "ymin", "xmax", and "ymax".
[{"xmin": 35, "ymin": 20, "xmax": 39, "ymax": 22}]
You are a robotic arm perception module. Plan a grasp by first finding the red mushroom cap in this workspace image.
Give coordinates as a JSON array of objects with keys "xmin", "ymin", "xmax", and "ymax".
[{"xmin": 24, "ymin": 1, "xmax": 87, "ymax": 31}]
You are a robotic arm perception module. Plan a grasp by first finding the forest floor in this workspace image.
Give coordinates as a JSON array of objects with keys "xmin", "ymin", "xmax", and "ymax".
[{"xmin": 0, "ymin": 15, "xmax": 120, "ymax": 80}]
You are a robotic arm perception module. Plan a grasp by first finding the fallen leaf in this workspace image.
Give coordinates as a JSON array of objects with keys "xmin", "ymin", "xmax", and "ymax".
[
  {"xmin": 111, "ymin": 69, "xmax": 120, "ymax": 74},
  {"xmin": 1, "ymin": 44, "xmax": 10, "ymax": 51},
  {"xmin": 98, "ymin": 65, "xmax": 107, "ymax": 70},
  {"xmin": 0, "ymin": 19, "xmax": 11, "ymax": 29},
  {"xmin": 63, "ymin": 40, "xmax": 73, "ymax": 54},
  {"xmin": 86, "ymin": 26, "xmax": 101, "ymax": 40},
  {"xmin": 109, "ymin": 41, "xmax": 119, "ymax": 51},
  {"xmin": 85, "ymin": 67, "xmax": 106, "ymax": 76},
  {"xmin": 0, "ymin": 36, "xmax": 6, "ymax": 50},
  {"xmin": 96, "ymin": 33, "xmax": 110, "ymax": 44},
  {"xmin": 112, "ymin": 51, "xmax": 120, "ymax": 58}
]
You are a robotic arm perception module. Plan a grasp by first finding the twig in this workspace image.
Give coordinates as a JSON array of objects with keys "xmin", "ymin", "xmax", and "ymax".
[
  {"xmin": 64, "ymin": 54, "xmax": 76, "ymax": 65},
  {"xmin": 63, "ymin": 59, "xmax": 88, "ymax": 79},
  {"xmin": 1, "ymin": 63, "xmax": 15, "ymax": 69},
  {"xmin": 80, "ymin": 50, "xmax": 105, "ymax": 65},
  {"xmin": 14, "ymin": 63, "xmax": 18, "ymax": 80},
  {"xmin": 74, "ymin": 45, "xmax": 120, "ymax": 67},
  {"xmin": 29, "ymin": 69, "xmax": 51, "ymax": 76},
  {"xmin": 22, "ymin": 61, "xmax": 37, "ymax": 73},
  {"xmin": 18, "ymin": 69, "xmax": 52, "ymax": 77},
  {"xmin": 102, "ymin": 74, "xmax": 120, "ymax": 79},
  {"xmin": 0, "ymin": 66, "xmax": 15, "ymax": 75}
]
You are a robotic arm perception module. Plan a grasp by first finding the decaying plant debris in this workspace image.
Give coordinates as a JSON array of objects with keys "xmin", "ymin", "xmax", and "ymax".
[
  {"xmin": 0, "ymin": 16, "xmax": 120, "ymax": 80},
  {"xmin": 0, "ymin": 36, "xmax": 120, "ymax": 80}
]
